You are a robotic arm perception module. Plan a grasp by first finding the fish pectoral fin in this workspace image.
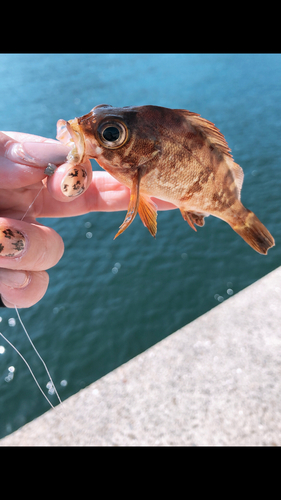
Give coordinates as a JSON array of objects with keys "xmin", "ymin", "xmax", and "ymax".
[
  {"xmin": 138, "ymin": 196, "xmax": 158, "ymax": 238},
  {"xmin": 114, "ymin": 170, "xmax": 141, "ymax": 239},
  {"xmin": 180, "ymin": 210, "xmax": 206, "ymax": 231}
]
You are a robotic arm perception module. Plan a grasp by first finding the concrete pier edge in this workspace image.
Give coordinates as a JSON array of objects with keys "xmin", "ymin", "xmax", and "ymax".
[{"xmin": 1, "ymin": 266, "xmax": 281, "ymax": 446}]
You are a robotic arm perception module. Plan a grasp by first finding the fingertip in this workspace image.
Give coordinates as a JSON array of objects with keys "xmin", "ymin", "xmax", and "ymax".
[
  {"xmin": 47, "ymin": 161, "xmax": 92, "ymax": 202},
  {"xmin": 0, "ymin": 270, "xmax": 49, "ymax": 308}
]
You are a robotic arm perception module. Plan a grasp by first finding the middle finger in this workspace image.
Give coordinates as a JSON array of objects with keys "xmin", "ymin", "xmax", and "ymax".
[{"xmin": 0, "ymin": 218, "xmax": 64, "ymax": 271}]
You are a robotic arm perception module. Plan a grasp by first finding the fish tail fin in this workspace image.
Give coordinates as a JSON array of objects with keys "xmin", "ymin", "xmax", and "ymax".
[{"xmin": 229, "ymin": 207, "xmax": 275, "ymax": 255}]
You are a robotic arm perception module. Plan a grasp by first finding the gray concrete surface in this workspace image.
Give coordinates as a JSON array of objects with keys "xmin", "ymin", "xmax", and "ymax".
[{"xmin": 1, "ymin": 266, "xmax": 281, "ymax": 446}]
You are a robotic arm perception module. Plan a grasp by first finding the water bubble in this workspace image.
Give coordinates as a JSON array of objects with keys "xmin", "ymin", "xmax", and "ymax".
[
  {"xmin": 60, "ymin": 379, "xmax": 68, "ymax": 387},
  {"xmin": 227, "ymin": 288, "xmax": 234, "ymax": 296},
  {"xmin": 5, "ymin": 366, "xmax": 15, "ymax": 382},
  {"xmin": 227, "ymin": 281, "xmax": 233, "ymax": 288},
  {"xmin": 46, "ymin": 381, "xmax": 55, "ymax": 395},
  {"xmin": 53, "ymin": 305, "xmax": 65, "ymax": 314},
  {"xmin": 112, "ymin": 262, "xmax": 121, "ymax": 274},
  {"xmin": 86, "ymin": 232, "xmax": 93, "ymax": 239},
  {"xmin": 0, "ymin": 317, "xmax": 2, "ymax": 322},
  {"xmin": 214, "ymin": 293, "xmax": 224, "ymax": 302},
  {"xmin": 8, "ymin": 318, "xmax": 16, "ymax": 327},
  {"xmin": 0, "ymin": 346, "xmax": 5, "ymax": 354}
]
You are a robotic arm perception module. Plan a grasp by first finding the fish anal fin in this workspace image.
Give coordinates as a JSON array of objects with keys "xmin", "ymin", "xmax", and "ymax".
[
  {"xmin": 114, "ymin": 170, "xmax": 140, "ymax": 239},
  {"xmin": 180, "ymin": 210, "xmax": 206, "ymax": 231},
  {"xmin": 138, "ymin": 196, "xmax": 158, "ymax": 237},
  {"xmin": 191, "ymin": 212, "xmax": 205, "ymax": 227}
]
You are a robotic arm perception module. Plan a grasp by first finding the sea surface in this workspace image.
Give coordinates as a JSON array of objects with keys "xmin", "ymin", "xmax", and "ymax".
[{"xmin": 0, "ymin": 53, "xmax": 280, "ymax": 439}]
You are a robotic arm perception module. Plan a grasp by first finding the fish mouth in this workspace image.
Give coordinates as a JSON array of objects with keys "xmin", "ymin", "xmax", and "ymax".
[{"xmin": 84, "ymin": 137, "xmax": 102, "ymax": 159}]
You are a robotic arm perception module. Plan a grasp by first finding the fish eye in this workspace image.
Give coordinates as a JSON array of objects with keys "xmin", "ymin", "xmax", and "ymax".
[{"xmin": 97, "ymin": 121, "xmax": 128, "ymax": 148}]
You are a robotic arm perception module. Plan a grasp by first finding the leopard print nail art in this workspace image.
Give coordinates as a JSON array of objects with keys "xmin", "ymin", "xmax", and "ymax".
[
  {"xmin": 61, "ymin": 167, "xmax": 87, "ymax": 197},
  {"xmin": 0, "ymin": 228, "xmax": 25, "ymax": 257}
]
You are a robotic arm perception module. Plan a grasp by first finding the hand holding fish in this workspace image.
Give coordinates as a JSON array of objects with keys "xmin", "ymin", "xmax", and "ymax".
[
  {"xmin": 1, "ymin": 102, "xmax": 275, "ymax": 308},
  {"xmin": 0, "ymin": 131, "xmax": 174, "ymax": 308}
]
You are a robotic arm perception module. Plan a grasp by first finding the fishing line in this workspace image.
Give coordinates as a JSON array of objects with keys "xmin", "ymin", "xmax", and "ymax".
[
  {"xmin": 2, "ymin": 171, "xmax": 62, "ymax": 412},
  {"xmin": 20, "ymin": 184, "xmax": 45, "ymax": 222},
  {"xmin": 0, "ymin": 331, "xmax": 55, "ymax": 409},
  {"xmin": 15, "ymin": 305, "xmax": 62, "ymax": 405},
  {"xmin": 2, "ymin": 167, "xmax": 82, "ymax": 443}
]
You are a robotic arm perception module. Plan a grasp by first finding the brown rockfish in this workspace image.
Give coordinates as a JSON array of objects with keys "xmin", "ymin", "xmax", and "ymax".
[{"xmin": 57, "ymin": 104, "xmax": 275, "ymax": 254}]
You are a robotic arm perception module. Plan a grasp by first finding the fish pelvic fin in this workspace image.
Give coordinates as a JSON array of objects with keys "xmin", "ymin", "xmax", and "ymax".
[
  {"xmin": 138, "ymin": 196, "xmax": 158, "ymax": 237},
  {"xmin": 114, "ymin": 170, "xmax": 140, "ymax": 239},
  {"xmin": 229, "ymin": 207, "xmax": 275, "ymax": 255}
]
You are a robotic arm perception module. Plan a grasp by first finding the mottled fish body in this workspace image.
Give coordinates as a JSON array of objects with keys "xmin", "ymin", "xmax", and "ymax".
[{"xmin": 57, "ymin": 105, "xmax": 274, "ymax": 254}]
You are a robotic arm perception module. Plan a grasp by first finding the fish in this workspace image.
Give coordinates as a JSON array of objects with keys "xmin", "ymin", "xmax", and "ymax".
[{"xmin": 57, "ymin": 104, "xmax": 275, "ymax": 254}]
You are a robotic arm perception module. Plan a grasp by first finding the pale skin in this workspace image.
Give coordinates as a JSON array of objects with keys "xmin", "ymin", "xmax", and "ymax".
[{"xmin": 0, "ymin": 131, "xmax": 175, "ymax": 308}]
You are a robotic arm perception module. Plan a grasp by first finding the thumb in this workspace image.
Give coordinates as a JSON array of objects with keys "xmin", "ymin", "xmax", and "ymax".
[{"xmin": 0, "ymin": 132, "xmax": 70, "ymax": 188}]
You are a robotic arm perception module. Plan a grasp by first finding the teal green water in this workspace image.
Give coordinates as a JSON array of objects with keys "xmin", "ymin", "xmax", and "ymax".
[{"xmin": 0, "ymin": 54, "xmax": 280, "ymax": 438}]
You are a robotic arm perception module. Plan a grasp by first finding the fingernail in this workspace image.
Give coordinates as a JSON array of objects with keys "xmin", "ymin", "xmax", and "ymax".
[
  {"xmin": 61, "ymin": 167, "xmax": 88, "ymax": 197},
  {"xmin": 0, "ymin": 228, "xmax": 26, "ymax": 257},
  {"xmin": 6, "ymin": 142, "xmax": 70, "ymax": 167},
  {"xmin": 0, "ymin": 269, "xmax": 30, "ymax": 288}
]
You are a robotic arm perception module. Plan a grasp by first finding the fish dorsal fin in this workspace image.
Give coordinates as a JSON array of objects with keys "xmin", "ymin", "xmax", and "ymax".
[
  {"xmin": 179, "ymin": 109, "xmax": 244, "ymax": 197},
  {"xmin": 179, "ymin": 110, "xmax": 233, "ymax": 159}
]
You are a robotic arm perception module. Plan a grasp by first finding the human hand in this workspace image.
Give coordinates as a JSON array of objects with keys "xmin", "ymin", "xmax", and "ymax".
[{"xmin": 0, "ymin": 131, "xmax": 175, "ymax": 308}]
